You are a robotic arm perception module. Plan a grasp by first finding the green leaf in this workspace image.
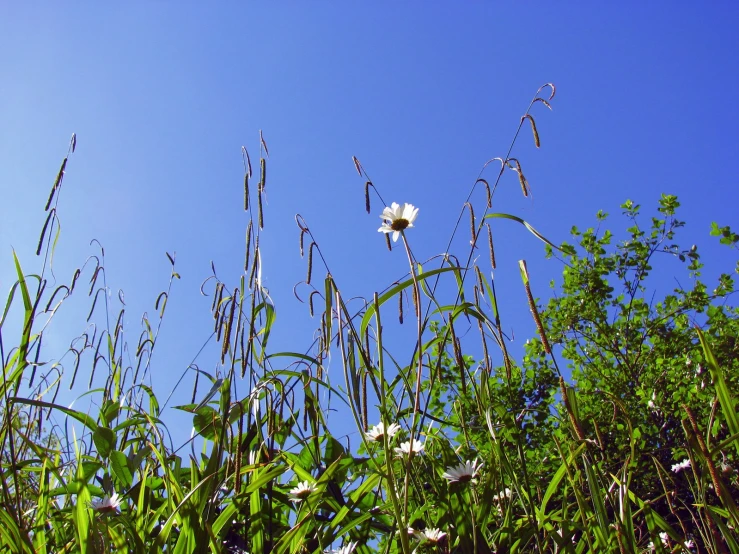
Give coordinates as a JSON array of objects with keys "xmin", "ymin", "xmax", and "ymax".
[
  {"xmin": 110, "ymin": 450, "xmax": 133, "ymax": 489},
  {"xmin": 92, "ymin": 426, "xmax": 116, "ymax": 458}
]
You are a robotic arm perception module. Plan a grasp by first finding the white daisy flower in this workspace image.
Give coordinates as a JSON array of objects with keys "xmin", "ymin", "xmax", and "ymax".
[
  {"xmin": 671, "ymin": 459, "xmax": 691, "ymax": 474},
  {"xmin": 378, "ymin": 202, "xmax": 419, "ymax": 242},
  {"xmin": 90, "ymin": 492, "xmax": 121, "ymax": 514},
  {"xmin": 419, "ymin": 528, "xmax": 447, "ymax": 544},
  {"xmin": 289, "ymin": 480, "xmax": 316, "ymax": 502},
  {"xmin": 324, "ymin": 542, "xmax": 357, "ymax": 554},
  {"xmin": 394, "ymin": 439, "xmax": 424, "ymax": 457},
  {"xmin": 365, "ymin": 421, "xmax": 401, "ymax": 442},
  {"xmin": 442, "ymin": 459, "xmax": 483, "ymax": 484}
]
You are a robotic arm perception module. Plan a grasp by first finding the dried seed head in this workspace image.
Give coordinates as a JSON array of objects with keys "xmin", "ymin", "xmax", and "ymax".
[
  {"xmin": 242, "ymin": 146, "xmax": 253, "ymax": 178},
  {"xmin": 260, "ymin": 130, "xmax": 269, "ymax": 157},
  {"xmin": 537, "ymin": 82, "xmax": 556, "ymax": 101},
  {"xmin": 519, "ymin": 260, "xmax": 551, "ymax": 354},
  {"xmin": 365, "ymin": 181, "xmax": 372, "ymax": 214},
  {"xmin": 213, "ymin": 282, "xmax": 224, "ymax": 315},
  {"xmin": 533, "ymin": 97, "xmax": 553, "ymax": 110},
  {"xmin": 245, "ymin": 222, "xmax": 252, "ymax": 273},
  {"xmin": 398, "ymin": 289, "xmax": 404, "ymax": 324},
  {"xmin": 486, "ymin": 223, "xmax": 496, "ymax": 270},
  {"xmin": 476, "ymin": 178, "xmax": 492, "ymax": 208},
  {"xmin": 259, "ymin": 157, "xmax": 266, "ymax": 192},
  {"xmin": 510, "ymin": 159, "xmax": 529, "ymax": 197},
  {"xmin": 521, "ymin": 114, "xmax": 540, "ymax": 148},
  {"xmin": 249, "ymin": 238, "xmax": 259, "ymax": 289},
  {"xmin": 192, "ymin": 368, "xmax": 199, "ymax": 404},
  {"xmin": 306, "ymin": 242, "xmax": 315, "ymax": 285},
  {"xmin": 37, "ymin": 210, "xmax": 54, "ymax": 255},
  {"xmin": 258, "ymin": 190, "xmax": 264, "ymax": 229},
  {"xmin": 352, "ymin": 155, "xmax": 362, "ymax": 176},
  {"xmin": 299, "ymin": 229, "xmax": 305, "ymax": 257},
  {"xmin": 466, "ymin": 202, "xmax": 476, "ymax": 247},
  {"xmin": 45, "ymin": 158, "xmax": 67, "ymax": 211},
  {"xmin": 243, "ymin": 171, "xmax": 249, "ymax": 211},
  {"xmin": 308, "ymin": 290, "xmax": 320, "ymax": 317},
  {"xmin": 384, "ymin": 233, "xmax": 392, "ymax": 252}
]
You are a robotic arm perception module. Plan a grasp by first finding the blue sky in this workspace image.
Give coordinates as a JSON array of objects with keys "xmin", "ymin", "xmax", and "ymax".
[{"xmin": 1, "ymin": 4, "xmax": 738, "ymax": 447}]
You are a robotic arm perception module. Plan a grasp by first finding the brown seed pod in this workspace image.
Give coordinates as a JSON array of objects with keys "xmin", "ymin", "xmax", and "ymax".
[
  {"xmin": 352, "ymin": 155, "xmax": 362, "ymax": 176},
  {"xmin": 384, "ymin": 233, "xmax": 392, "ymax": 252},
  {"xmin": 365, "ymin": 181, "xmax": 372, "ymax": 214}
]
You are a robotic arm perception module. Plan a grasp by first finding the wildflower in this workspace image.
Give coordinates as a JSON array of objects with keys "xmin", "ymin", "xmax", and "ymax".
[
  {"xmin": 419, "ymin": 528, "xmax": 447, "ymax": 544},
  {"xmin": 324, "ymin": 542, "xmax": 357, "ymax": 554},
  {"xmin": 671, "ymin": 459, "xmax": 691, "ymax": 474},
  {"xmin": 684, "ymin": 540, "xmax": 695, "ymax": 550},
  {"xmin": 289, "ymin": 480, "xmax": 316, "ymax": 502},
  {"xmin": 365, "ymin": 421, "xmax": 401, "ymax": 442},
  {"xmin": 442, "ymin": 459, "xmax": 483, "ymax": 484},
  {"xmin": 394, "ymin": 439, "xmax": 424, "ymax": 457},
  {"xmin": 494, "ymin": 487, "xmax": 512, "ymax": 501},
  {"xmin": 647, "ymin": 532, "xmax": 669, "ymax": 551},
  {"xmin": 90, "ymin": 492, "xmax": 121, "ymax": 514},
  {"xmin": 378, "ymin": 202, "xmax": 419, "ymax": 242}
]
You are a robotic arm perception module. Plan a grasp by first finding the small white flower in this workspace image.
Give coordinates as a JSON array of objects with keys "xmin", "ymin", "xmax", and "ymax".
[
  {"xmin": 419, "ymin": 528, "xmax": 447, "ymax": 544},
  {"xmin": 442, "ymin": 459, "xmax": 483, "ymax": 484},
  {"xmin": 378, "ymin": 202, "xmax": 419, "ymax": 242},
  {"xmin": 365, "ymin": 422, "xmax": 401, "ymax": 442},
  {"xmin": 684, "ymin": 540, "xmax": 695, "ymax": 550},
  {"xmin": 394, "ymin": 439, "xmax": 424, "ymax": 457},
  {"xmin": 289, "ymin": 480, "xmax": 316, "ymax": 502},
  {"xmin": 90, "ymin": 492, "xmax": 121, "ymax": 514},
  {"xmin": 494, "ymin": 487, "xmax": 512, "ymax": 501},
  {"xmin": 324, "ymin": 542, "xmax": 357, "ymax": 554},
  {"xmin": 671, "ymin": 459, "xmax": 691, "ymax": 474}
]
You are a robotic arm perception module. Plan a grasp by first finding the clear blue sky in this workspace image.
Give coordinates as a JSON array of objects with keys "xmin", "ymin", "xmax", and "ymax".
[{"xmin": 2, "ymin": 4, "xmax": 738, "ymax": 446}]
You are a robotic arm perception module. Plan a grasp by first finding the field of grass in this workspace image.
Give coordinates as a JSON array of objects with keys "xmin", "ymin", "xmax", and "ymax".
[{"xmin": 2, "ymin": 85, "xmax": 738, "ymax": 553}]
